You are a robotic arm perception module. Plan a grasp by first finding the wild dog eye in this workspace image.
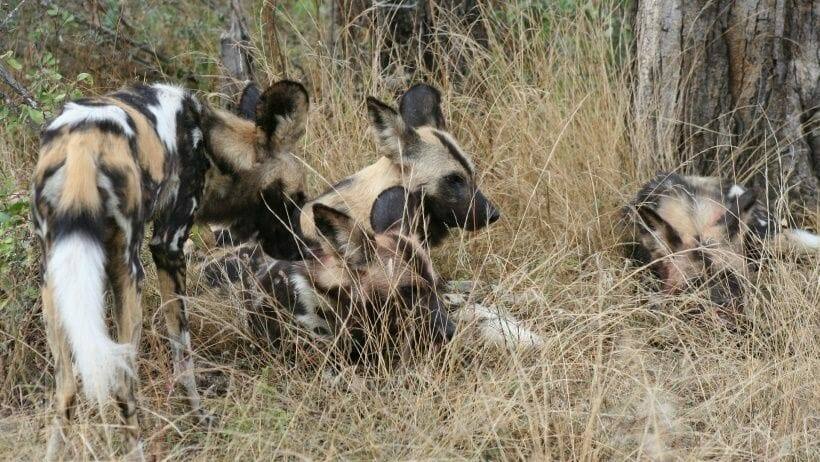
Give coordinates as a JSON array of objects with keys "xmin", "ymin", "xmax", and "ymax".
[{"xmin": 446, "ymin": 173, "xmax": 466, "ymax": 186}]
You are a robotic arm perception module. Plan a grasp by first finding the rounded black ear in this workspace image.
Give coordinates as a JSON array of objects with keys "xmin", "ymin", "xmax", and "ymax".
[
  {"xmin": 312, "ymin": 203, "xmax": 370, "ymax": 262},
  {"xmin": 256, "ymin": 80, "xmax": 309, "ymax": 148},
  {"xmin": 237, "ymin": 82, "xmax": 262, "ymax": 120},
  {"xmin": 728, "ymin": 188, "xmax": 757, "ymax": 215},
  {"xmin": 399, "ymin": 83, "xmax": 445, "ymax": 129},
  {"xmin": 370, "ymin": 186, "xmax": 420, "ymax": 233}
]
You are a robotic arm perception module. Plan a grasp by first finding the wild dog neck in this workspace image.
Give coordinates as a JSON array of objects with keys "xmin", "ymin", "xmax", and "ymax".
[{"xmin": 197, "ymin": 106, "xmax": 308, "ymax": 258}]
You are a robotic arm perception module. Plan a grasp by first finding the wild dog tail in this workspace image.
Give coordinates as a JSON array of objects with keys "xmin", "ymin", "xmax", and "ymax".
[
  {"xmin": 773, "ymin": 228, "xmax": 820, "ymax": 254},
  {"xmin": 451, "ymin": 301, "xmax": 544, "ymax": 351},
  {"xmin": 45, "ymin": 149, "xmax": 133, "ymax": 405}
]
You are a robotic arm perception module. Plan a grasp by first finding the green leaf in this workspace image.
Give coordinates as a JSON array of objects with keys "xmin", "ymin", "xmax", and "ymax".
[
  {"xmin": 27, "ymin": 108, "xmax": 45, "ymax": 125},
  {"xmin": 5, "ymin": 56, "xmax": 22, "ymax": 71}
]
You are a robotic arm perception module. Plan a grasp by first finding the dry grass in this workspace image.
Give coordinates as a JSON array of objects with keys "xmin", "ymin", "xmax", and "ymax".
[{"xmin": 1, "ymin": 2, "xmax": 819, "ymax": 460}]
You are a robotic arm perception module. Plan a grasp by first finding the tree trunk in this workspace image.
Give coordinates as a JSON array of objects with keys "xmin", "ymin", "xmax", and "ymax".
[
  {"xmin": 631, "ymin": 0, "xmax": 819, "ymax": 216},
  {"xmin": 219, "ymin": 0, "xmax": 254, "ymax": 109}
]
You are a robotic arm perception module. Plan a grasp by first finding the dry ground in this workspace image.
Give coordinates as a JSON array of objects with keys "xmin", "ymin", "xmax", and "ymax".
[{"xmin": 1, "ymin": 2, "xmax": 818, "ymax": 460}]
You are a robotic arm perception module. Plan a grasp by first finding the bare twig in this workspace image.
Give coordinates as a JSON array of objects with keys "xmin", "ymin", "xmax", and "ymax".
[
  {"xmin": 0, "ymin": 0, "xmax": 27, "ymax": 29},
  {"xmin": 0, "ymin": 62, "xmax": 38, "ymax": 109}
]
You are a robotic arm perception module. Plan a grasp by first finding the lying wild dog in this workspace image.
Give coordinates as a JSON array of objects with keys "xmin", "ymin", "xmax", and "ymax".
[
  {"xmin": 195, "ymin": 203, "xmax": 543, "ymax": 366},
  {"xmin": 31, "ymin": 80, "xmax": 309, "ymax": 459},
  {"xmin": 624, "ymin": 172, "xmax": 819, "ymax": 326},
  {"xmin": 296, "ymin": 84, "xmax": 501, "ymax": 247},
  {"xmin": 201, "ymin": 203, "xmax": 457, "ymax": 365}
]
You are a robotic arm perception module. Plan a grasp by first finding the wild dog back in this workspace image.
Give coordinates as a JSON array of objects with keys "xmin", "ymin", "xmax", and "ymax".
[{"xmin": 300, "ymin": 84, "xmax": 500, "ymax": 247}]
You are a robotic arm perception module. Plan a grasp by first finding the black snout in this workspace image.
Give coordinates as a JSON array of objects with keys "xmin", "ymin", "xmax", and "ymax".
[
  {"xmin": 464, "ymin": 189, "xmax": 501, "ymax": 231},
  {"xmin": 426, "ymin": 294, "xmax": 456, "ymax": 343}
]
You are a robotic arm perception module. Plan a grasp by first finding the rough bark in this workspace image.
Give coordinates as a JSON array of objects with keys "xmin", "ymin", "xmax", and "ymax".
[
  {"xmin": 632, "ymin": 0, "xmax": 819, "ymax": 214},
  {"xmin": 219, "ymin": 0, "xmax": 254, "ymax": 108}
]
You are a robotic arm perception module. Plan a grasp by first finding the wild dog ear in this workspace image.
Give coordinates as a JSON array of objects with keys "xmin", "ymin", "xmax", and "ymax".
[
  {"xmin": 370, "ymin": 186, "xmax": 421, "ymax": 234},
  {"xmin": 399, "ymin": 83, "xmax": 445, "ymax": 129},
  {"xmin": 255, "ymin": 80, "xmax": 309, "ymax": 151},
  {"xmin": 312, "ymin": 204, "xmax": 371, "ymax": 264},
  {"xmin": 366, "ymin": 97, "xmax": 405, "ymax": 159},
  {"xmin": 727, "ymin": 188, "xmax": 757, "ymax": 215},
  {"xmin": 237, "ymin": 82, "xmax": 262, "ymax": 120},
  {"xmin": 724, "ymin": 187, "xmax": 757, "ymax": 236}
]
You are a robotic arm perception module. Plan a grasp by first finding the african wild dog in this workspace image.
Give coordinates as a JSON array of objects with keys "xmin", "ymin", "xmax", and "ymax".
[
  {"xmin": 624, "ymin": 172, "xmax": 819, "ymax": 325},
  {"xmin": 298, "ymin": 84, "xmax": 500, "ymax": 248},
  {"xmin": 201, "ymin": 203, "xmax": 456, "ymax": 365},
  {"xmin": 31, "ymin": 80, "xmax": 309, "ymax": 459},
  {"xmin": 197, "ymin": 81, "xmax": 309, "ymax": 258},
  {"xmin": 197, "ymin": 201, "xmax": 543, "ymax": 365}
]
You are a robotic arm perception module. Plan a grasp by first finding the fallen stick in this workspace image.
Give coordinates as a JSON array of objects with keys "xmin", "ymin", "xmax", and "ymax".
[{"xmin": 0, "ymin": 62, "xmax": 39, "ymax": 109}]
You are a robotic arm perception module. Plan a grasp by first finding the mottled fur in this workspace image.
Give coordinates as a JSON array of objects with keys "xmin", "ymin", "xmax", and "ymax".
[
  {"xmin": 32, "ymin": 80, "xmax": 310, "ymax": 459},
  {"xmin": 200, "ymin": 203, "xmax": 455, "ymax": 366},
  {"xmin": 624, "ymin": 172, "xmax": 819, "ymax": 325}
]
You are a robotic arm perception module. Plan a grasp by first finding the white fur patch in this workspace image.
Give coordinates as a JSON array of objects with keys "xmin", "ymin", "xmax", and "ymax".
[
  {"xmin": 169, "ymin": 226, "xmax": 188, "ymax": 252},
  {"xmin": 728, "ymin": 184, "xmax": 745, "ymax": 198},
  {"xmin": 40, "ymin": 166, "xmax": 66, "ymax": 205},
  {"xmin": 147, "ymin": 84, "xmax": 185, "ymax": 154},
  {"xmin": 454, "ymin": 303, "xmax": 544, "ymax": 350},
  {"xmin": 48, "ymin": 103, "xmax": 135, "ymax": 137},
  {"xmin": 785, "ymin": 229, "xmax": 820, "ymax": 250},
  {"xmin": 48, "ymin": 234, "xmax": 133, "ymax": 404},
  {"xmin": 291, "ymin": 273, "xmax": 332, "ymax": 339},
  {"xmin": 191, "ymin": 127, "xmax": 203, "ymax": 149}
]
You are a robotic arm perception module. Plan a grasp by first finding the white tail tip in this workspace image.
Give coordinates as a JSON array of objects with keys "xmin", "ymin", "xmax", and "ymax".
[
  {"xmin": 454, "ymin": 303, "xmax": 544, "ymax": 351},
  {"xmin": 776, "ymin": 229, "xmax": 820, "ymax": 253},
  {"xmin": 47, "ymin": 234, "xmax": 134, "ymax": 404}
]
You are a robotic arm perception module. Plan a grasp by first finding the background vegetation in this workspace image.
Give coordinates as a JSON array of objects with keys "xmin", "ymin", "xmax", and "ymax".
[{"xmin": 1, "ymin": 0, "xmax": 818, "ymax": 459}]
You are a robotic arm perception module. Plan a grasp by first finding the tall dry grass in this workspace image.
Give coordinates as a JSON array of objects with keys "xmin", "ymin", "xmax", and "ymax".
[{"xmin": 1, "ymin": 2, "xmax": 818, "ymax": 460}]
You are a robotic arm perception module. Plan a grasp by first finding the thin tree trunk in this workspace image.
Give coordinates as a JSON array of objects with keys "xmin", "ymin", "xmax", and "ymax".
[
  {"xmin": 219, "ymin": 0, "xmax": 254, "ymax": 108},
  {"xmin": 632, "ymin": 0, "xmax": 819, "ymax": 216}
]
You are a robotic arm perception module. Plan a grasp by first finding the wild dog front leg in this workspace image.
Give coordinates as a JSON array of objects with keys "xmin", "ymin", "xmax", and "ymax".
[{"xmin": 150, "ymin": 222, "xmax": 212, "ymax": 426}]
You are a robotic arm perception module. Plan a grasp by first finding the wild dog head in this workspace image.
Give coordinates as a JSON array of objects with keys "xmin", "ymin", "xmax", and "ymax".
[
  {"xmin": 197, "ymin": 80, "xmax": 309, "ymax": 259},
  {"xmin": 365, "ymin": 84, "xmax": 500, "ymax": 244},
  {"xmin": 308, "ymin": 203, "xmax": 455, "ymax": 351},
  {"xmin": 624, "ymin": 173, "xmax": 775, "ymax": 324}
]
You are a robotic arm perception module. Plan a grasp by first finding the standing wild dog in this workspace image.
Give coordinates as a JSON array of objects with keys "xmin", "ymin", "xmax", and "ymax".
[
  {"xmin": 202, "ymin": 203, "xmax": 456, "ymax": 364},
  {"xmin": 31, "ymin": 80, "xmax": 309, "ymax": 459},
  {"xmin": 624, "ymin": 172, "xmax": 820, "ymax": 325},
  {"xmin": 298, "ymin": 84, "xmax": 500, "ymax": 247}
]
